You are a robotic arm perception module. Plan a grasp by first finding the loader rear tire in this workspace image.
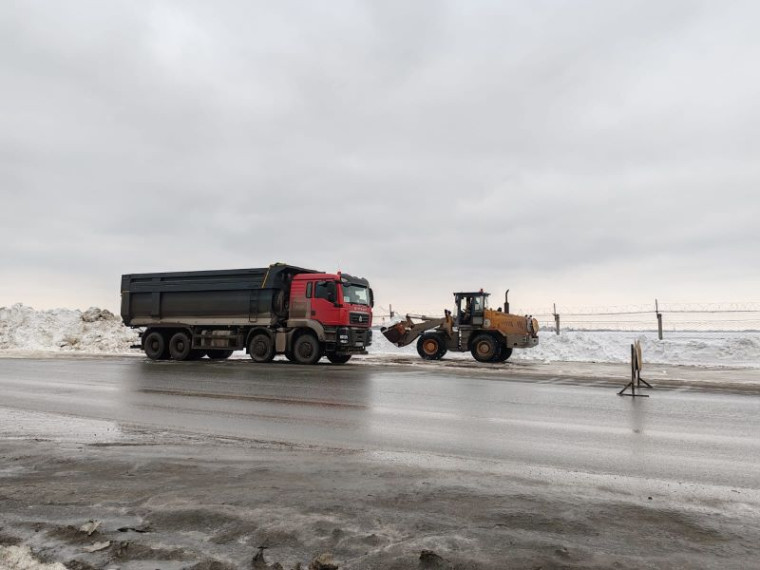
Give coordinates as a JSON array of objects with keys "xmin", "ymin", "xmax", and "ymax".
[
  {"xmin": 493, "ymin": 344, "xmax": 513, "ymax": 362},
  {"xmin": 417, "ymin": 334, "xmax": 445, "ymax": 360},
  {"xmin": 471, "ymin": 334, "xmax": 498, "ymax": 363}
]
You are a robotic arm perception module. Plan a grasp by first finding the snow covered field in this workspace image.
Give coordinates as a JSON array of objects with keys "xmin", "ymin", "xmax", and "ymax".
[
  {"xmin": 369, "ymin": 328, "xmax": 760, "ymax": 369},
  {"xmin": 1, "ymin": 304, "xmax": 758, "ymax": 368}
]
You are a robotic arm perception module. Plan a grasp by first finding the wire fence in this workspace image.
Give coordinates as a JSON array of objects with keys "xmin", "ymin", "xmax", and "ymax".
[{"xmin": 373, "ymin": 301, "xmax": 760, "ymax": 334}]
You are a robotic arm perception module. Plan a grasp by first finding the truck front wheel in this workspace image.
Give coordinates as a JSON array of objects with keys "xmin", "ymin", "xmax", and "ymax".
[
  {"xmin": 471, "ymin": 335, "xmax": 498, "ymax": 363},
  {"xmin": 249, "ymin": 333, "xmax": 275, "ymax": 363},
  {"xmin": 144, "ymin": 331, "xmax": 169, "ymax": 360},
  {"xmin": 169, "ymin": 331, "xmax": 192, "ymax": 361},
  {"xmin": 326, "ymin": 353, "xmax": 351, "ymax": 364},
  {"xmin": 293, "ymin": 334, "xmax": 322, "ymax": 365}
]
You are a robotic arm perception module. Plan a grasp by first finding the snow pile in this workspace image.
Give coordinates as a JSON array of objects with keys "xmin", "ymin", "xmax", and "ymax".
[
  {"xmin": 0, "ymin": 545, "xmax": 67, "ymax": 570},
  {"xmin": 0, "ymin": 304, "xmax": 138, "ymax": 354},
  {"xmin": 369, "ymin": 327, "xmax": 760, "ymax": 368},
  {"xmin": 516, "ymin": 330, "xmax": 760, "ymax": 368}
]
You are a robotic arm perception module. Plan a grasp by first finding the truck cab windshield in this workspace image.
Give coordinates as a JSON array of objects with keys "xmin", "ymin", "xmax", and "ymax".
[{"xmin": 342, "ymin": 284, "xmax": 370, "ymax": 306}]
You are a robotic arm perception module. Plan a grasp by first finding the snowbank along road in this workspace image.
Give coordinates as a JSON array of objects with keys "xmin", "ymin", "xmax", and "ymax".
[{"xmin": 2, "ymin": 304, "xmax": 760, "ymax": 368}]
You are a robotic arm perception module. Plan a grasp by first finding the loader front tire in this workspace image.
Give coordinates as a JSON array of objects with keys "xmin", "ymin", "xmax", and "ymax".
[{"xmin": 417, "ymin": 334, "xmax": 445, "ymax": 360}]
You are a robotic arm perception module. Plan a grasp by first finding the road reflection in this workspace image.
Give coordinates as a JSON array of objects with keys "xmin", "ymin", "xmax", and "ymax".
[{"xmin": 117, "ymin": 358, "xmax": 378, "ymax": 446}]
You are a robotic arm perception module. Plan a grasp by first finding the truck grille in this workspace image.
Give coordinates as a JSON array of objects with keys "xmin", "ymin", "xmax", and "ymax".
[{"xmin": 350, "ymin": 312, "xmax": 370, "ymax": 325}]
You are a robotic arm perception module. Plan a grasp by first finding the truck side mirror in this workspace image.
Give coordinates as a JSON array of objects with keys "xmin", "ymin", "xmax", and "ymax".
[{"xmin": 369, "ymin": 288, "xmax": 374, "ymax": 308}]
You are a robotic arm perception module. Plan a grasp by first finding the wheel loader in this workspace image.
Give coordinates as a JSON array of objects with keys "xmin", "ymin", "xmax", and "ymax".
[{"xmin": 381, "ymin": 290, "xmax": 539, "ymax": 362}]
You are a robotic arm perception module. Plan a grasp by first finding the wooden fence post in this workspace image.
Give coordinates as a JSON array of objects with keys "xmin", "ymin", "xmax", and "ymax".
[
  {"xmin": 655, "ymin": 299, "xmax": 663, "ymax": 340},
  {"xmin": 553, "ymin": 303, "xmax": 560, "ymax": 335}
]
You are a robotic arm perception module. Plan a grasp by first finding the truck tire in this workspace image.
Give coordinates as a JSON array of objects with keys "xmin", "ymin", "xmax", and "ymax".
[
  {"xmin": 169, "ymin": 331, "xmax": 192, "ymax": 361},
  {"xmin": 249, "ymin": 333, "xmax": 275, "ymax": 363},
  {"xmin": 273, "ymin": 290, "xmax": 287, "ymax": 319},
  {"xmin": 326, "ymin": 353, "xmax": 351, "ymax": 364},
  {"xmin": 493, "ymin": 344, "xmax": 513, "ymax": 362},
  {"xmin": 292, "ymin": 333, "xmax": 322, "ymax": 365},
  {"xmin": 417, "ymin": 334, "xmax": 445, "ymax": 360},
  {"xmin": 471, "ymin": 334, "xmax": 497, "ymax": 363},
  {"xmin": 144, "ymin": 331, "xmax": 169, "ymax": 360},
  {"xmin": 207, "ymin": 350, "xmax": 233, "ymax": 360},
  {"xmin": 188, "ymin": 350, "xmax": 205, "ymax": 360}
]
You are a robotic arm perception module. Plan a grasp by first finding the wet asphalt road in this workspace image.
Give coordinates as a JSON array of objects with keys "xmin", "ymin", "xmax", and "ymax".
[{"xmin": 1, "ymin": 357, "xmax": 759, "ymax": 490}]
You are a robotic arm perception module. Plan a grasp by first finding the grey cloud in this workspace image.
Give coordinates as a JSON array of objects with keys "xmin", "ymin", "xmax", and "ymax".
[{"xmin": 1, "ymin": 1, "xmax": 759, "ymax": 311}]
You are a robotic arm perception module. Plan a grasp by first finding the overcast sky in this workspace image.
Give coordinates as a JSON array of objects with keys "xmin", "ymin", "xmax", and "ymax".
[{"xmin": 1, "ymin": 0, "xmax": 759, "ymax": 315}]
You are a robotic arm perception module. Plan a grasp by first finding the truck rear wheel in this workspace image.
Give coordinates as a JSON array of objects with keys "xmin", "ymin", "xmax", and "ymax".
[
  {"xmin": 144, "ymin": 331, "xmax": 169, "ymax": 360},
  {"xmin": 417, "ymin": 334, "xmax": 445, "ymax": 360},
  {"xmin": 471, "ymin": 334, "xmax": 497, "ymax": 362},
  {"xmin": 293, "ymin": 333, "xmax": 322, "ymax": 365},
  {"xmin": 207, "ymin": 350, "xmax": 233, "ymax": 360},
  {"xmin": 188, "ymin": 350, "xmax": 205, "ymax": 360},
  {"xmin": 249, "ymin": 333, "xmax": 275, "ymax": 363},
  {"xmin": 326, "ymin": 353, "xmax": 351, "ymax": 364},
  {"xmin": 169, "ymin": 331, "xmax": 192, "ymax": 361}
]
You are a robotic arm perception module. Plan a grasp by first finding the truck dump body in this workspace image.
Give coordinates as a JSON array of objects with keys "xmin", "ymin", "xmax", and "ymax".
[{"xmin": 121, "ymin": 264, "xmax": 315, "ymax": 327}]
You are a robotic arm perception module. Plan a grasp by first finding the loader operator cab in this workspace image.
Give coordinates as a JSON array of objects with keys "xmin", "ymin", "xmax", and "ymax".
[{"xmin": 455, "ymin": 291, "xmax": 489, "ymax": 326}]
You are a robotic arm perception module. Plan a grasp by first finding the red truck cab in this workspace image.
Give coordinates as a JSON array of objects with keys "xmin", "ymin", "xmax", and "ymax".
[{"xmin": 287, "ymin": 271, "xmax": 373, "ymax": 361}]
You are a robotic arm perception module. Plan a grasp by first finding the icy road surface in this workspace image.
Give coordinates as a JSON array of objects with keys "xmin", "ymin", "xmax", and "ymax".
[
  {"xmin": 1, "ymin": 357, "xmax": 759, "ymax": 489},
  {"xmin": 2, "ymin": 357, "xmax": 760, "ymax": 569}
]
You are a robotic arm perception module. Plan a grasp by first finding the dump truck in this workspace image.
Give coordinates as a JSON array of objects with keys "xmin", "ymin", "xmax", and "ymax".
[
  {"xmin": 121, "ymin": 263, "xmax": 373, "ymax": 364},
  {"xmin": 382, "ymin": 290, "xmax": 538, "ymax": 362}
]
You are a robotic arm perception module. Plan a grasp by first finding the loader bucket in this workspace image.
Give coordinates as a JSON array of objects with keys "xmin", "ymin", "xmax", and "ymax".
[
  {"xmin": 381, "ymin": 316, "xmax": 446, "ymax": 347},
  {"xmin": 381, "ymin": 323, "xmax": 407, "ymax": 345}
]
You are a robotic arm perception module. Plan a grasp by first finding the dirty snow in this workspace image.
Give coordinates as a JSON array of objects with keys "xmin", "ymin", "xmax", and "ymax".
[
  {"xmin": 1, "ymin": 304, "xmax": 758, "ymax": 368},
  {"xmin": 0, "ymin": 304, "xmax": 137, "ymax": 354},
  {"xmin": 0, "ymin": 545, "xmax": 67, "ymax": 570},
  {"xmin": 0, "ymin": 408, "xmax": 124, "ymax": 444}
]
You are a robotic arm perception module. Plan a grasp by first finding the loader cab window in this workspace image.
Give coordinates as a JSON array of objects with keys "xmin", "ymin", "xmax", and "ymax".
[
  {"xmin": 315, "ymin": 281, "xmax": 337, "ymax": 303},
  {"xmin": 457, "ymin": 293, "xmax": 487, "ymax": 325}
]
